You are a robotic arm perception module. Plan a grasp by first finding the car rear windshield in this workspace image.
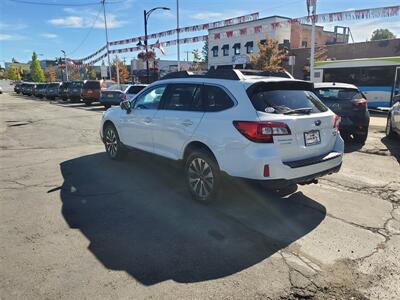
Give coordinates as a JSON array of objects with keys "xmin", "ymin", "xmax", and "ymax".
[
  {"xmin": 107, "ymin": 84, "xmax": 128, "ymax": 91},
  {"xmin": 83, "ymin": 81, "xmax": 100, "ymax": 89},
  {"xmin": 249, "ymin": 90, "xmax": 328, "ymax": 114},
  {"xmin": 71, "ymin": 81, "xmax": 84, "ymax": 88},
  {"xmin": 128, "ymin": 85, "xmax": 146, "ymax": 94},
  {"xmin": 314, "ymin": 88, "xmax": 364, "ymax": 102}
]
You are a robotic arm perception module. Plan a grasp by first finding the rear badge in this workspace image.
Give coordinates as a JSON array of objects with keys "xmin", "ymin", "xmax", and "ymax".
[
  {"xmin": 265, "ymin": 107, "xmax": 275, "ymax": 113},
  {"xmin": 314, "ymin": 120, "xmax": 321, "ymax": 126}
]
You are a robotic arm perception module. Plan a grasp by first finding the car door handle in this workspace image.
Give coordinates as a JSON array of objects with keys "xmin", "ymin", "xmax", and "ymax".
[
  {"xmin": 144, "ymin": 117, "xmax": 152, "ymax": 124},
  {"xmin": 181, "ymin": 119, "xmax": 193, "ymax": 127}
]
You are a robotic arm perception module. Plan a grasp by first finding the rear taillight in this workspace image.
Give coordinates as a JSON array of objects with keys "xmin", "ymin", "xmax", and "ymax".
[
  {"xmin": 351, "ymin": 98, "xmax": 368, "ymax": 108},
  {"xmin": 233, "ymin": 121, "xmax": 291, "ymax": 143},
  {"xmin": 333, "ymin": 114, "xmax": 341, "ymax": 130}
]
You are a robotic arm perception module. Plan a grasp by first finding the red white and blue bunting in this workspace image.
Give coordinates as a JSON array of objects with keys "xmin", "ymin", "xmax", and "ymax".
[{"xmin": 72, "ymin": 5, "xmax": 400, "ymax": 66}]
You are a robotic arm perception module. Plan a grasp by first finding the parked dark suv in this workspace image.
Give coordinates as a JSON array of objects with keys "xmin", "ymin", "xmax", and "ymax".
[
  {"xmin": 81, "ymin": 80, "xmax": 115, "ymax": 106},
  {"xmin": 314, "ymin": 82, "xmax": 370, "ymax": 143},
  {"xmin": 59, "ymin": 82, "xmax": 71, "ymax": 101},
  {"xmin": 67, "ymin": 81, "xmax": 85, "ymax": 102},
  {"xmin": 45, "ymin": 82, "xmax": 62, "ymax": 100}
]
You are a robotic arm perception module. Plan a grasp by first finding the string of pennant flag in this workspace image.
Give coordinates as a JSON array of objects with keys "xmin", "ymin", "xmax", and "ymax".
[
  {"xmin": 77, "ymin": 12, "xmax": 259, "ymax": 63},
  {"xmin": 71, "ymin": 5, "xmax": 400, "ymax": 67}
]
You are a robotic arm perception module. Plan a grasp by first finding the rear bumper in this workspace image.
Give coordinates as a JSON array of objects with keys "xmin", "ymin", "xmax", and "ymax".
[{"xmin": 258, "ymin": 163, "xmax": 341, "ymax": 189}]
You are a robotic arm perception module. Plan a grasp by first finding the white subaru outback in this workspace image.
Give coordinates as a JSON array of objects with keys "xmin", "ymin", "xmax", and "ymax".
[{"xmin": 100, "ymin": 70, "xmax": 344, "ymax": 203}]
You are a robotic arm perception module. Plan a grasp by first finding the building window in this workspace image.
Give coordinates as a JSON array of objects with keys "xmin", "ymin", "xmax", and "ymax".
[
  {"xmin": 222, "ymin": 44, "xmax": 229, "ymax": 56},
  {"xmin": 301, "ymin": 41, "xmax": 308, "ymax": 48},
  {"xmin": 233, "ymin": 43, "xmax": 241, "ymax": 55},
  {"xmin": 211, "ymin": 46, "xmax": 218, "ymax": 57},
  {"xmin": 245, "ymin": 41, "xmax": 254, "ymax": 54}
]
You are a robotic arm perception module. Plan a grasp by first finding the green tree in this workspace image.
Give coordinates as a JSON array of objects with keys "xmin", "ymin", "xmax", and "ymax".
[
  {"xmin": 70, "ymin": 68, "xmax": 81, "ymax": 81},
  {"xmin": 202, "ymin": 41, "xmax": 208, "ymax": 64},
  {"xmin": 371, "ymin": 29, "xmax": 396, "ymax": 41},
  {"xmin": 5, "ymin": 67, "xmax": 21, "ymax": 80},
  {"xmin": 30, "ymin": 52, "xmax": 45, "ymax": 82}
]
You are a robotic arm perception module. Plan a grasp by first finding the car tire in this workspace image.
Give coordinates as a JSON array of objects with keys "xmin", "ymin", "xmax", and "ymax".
[
  {"xmin": 386, "ymin": 115, "xmax": 395, "ymax": 138},
  {"xmin": 104, "ymin": 124, "xmax": 125, "ymax": 160},
  {"xmin": 354, "ymin": 132, "xmax": 368, "ymax": 144},
  {"xmin": 185, "ymin": 150, "xmax": 220, "ymax": 204},
  {"xmin": 104, "ymin": 104, "xmax": 111, "ymax": 109}
]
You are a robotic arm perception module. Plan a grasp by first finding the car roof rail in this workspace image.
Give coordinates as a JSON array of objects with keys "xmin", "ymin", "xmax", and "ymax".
[
  {"xmin": 236, "ymin": 69, "xmax": 293, "ymax": 79},
  {"xmin": 161, "ymin": 71, "xmax": 195, "ymax": 80},
  {"xmin": 204, "ymin": 69, "xmax": 246, "ymax": 80}
]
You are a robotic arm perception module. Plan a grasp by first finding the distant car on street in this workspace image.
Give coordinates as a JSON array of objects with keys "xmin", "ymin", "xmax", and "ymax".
[
  {"xmin": 45, "ymin": 82, "xmax": 62, "ymax": 100},
  {"xmin": 100, "ymin": 83, "xmax": 147, "ymax": 109},
  {"xmin": 81, "ymin": 80, "xmax": 115, "ymax": 106},
  {"xmin": 314, "ymin": 82, "xmax": 370, "ymax": 144},
  {"xmin": 67, "ymin": 81, "xmax": 85, "ymax": 103}
]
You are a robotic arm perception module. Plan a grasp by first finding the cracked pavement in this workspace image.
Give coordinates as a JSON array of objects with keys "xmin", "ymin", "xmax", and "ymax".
[{"xmin": 1, "ymin": 93, "xmax": 399, "ymax": 299}]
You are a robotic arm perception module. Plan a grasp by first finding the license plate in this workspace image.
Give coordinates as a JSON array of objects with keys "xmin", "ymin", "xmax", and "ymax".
[
  {"xmin": 107, "ymin": 94, "xmax": 113, "ymax": 98},
  {"xmin": 73, "ymin": 89, "xmax": 78, "ymax": 92},
  {"xmin": 87, "ymin": 90, "xmax": 93, "ymax": 94},
  {"xmin": 304, "ymin": 130, "xmax": 321, "ymax": 146}
]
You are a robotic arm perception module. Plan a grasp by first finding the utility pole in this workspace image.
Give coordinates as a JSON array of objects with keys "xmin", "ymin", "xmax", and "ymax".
[
  {"xmin": 115, "ymin": 56, "xmax": 120, "ymax": 87},
  {"xmin": 308, "ymin": 0, "xmax": 317, "ymax": 82},
  {"xmin": 184, "ymin": 51, "xmax": 191, "ymax": 61},
  {"xmin": 61, "ymin": 50, "xmax": 69, "ymax": 81},
  {"xmin": 176, "ymin": 0, "xmax": 180, "ymax": 71},
  {"xmin": 102, "ymin": 0, "xmax": 112, "ymax": 80}
]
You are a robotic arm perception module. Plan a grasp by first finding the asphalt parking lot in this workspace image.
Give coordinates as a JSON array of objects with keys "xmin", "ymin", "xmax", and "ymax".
[{"xmin": 1, "ymin": 92, "xmax": 399, "ymax": 300}]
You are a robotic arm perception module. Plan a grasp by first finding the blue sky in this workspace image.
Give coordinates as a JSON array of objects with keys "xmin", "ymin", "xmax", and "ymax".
[{"xmin": 0, "ymin": 0, "xmax": 399, "ymax": 66}]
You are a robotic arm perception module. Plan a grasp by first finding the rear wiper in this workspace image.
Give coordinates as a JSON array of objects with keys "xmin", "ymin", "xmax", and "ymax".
[{"xmin": 282, "ymin": 107, "xmax": 313, "ymax": 115}]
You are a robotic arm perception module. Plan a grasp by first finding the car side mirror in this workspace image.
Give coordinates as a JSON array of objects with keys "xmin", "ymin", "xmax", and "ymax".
[{"xmin": 120, "ymin": 100, "xmax": 131, "ymax": 113}]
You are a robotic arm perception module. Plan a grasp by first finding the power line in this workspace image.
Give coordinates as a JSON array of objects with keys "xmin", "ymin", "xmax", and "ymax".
[
  {"xmin": 68, "ymin": 6, "xmax": 103, "ymax": 56},
  {"xmin": 8, "ymin": 0, "xmax": 126, "ymax": 7}
]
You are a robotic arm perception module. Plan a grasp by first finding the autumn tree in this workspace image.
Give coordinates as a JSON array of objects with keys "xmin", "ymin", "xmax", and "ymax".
[
  {"xmin": 70, "ymin": 68, "xmax": 81, "ymax": 81},
  {"xmin": 30, "ymin": 52, "xmax": 45, "ymax": 82},
  {"xmin": 44, "ymin": 66, "xmax": 57, "ymax": 82},
  {"xmin": 5, "ymin": 67, "xmax": 21, "ymax": 81},
  {"xmin": 87, "ymin": 66, "xmax": 97, "ymax": 80},
  {"xmin": 371, "ymin": 29, "xmax": 396, "ymax": 41},
  {"xmin": 112, "ymin": 58, "xmax": 129, "ymax": 83},
  {"xmin": 247, "ymin": 35, "xmax": 286, "ymax": 72}
]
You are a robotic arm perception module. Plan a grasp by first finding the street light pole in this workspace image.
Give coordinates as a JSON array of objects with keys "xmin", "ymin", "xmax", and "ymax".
[
  {"xmin": 102, "ymin": 0, "xmax": 112, "ymax": 80},
  {"xmin": 143, "ymin": 7, "xmax": 170, "ymax": 84},
  {"xmin": 61, "ymin": 50, "xmax": 69, "ymax": 81},
  {"xmin": 144, "ymin": 9, "xmax": 149, "ymax": 84},
  {"xmin": 176, "ymin": 0, "xmax": 180, "ymax": 71},
  {"xmin": 309, "ymin": 0, "xmax": 317, "ymax": 82}
]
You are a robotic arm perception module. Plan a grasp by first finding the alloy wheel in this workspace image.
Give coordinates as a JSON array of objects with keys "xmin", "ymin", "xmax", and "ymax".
[
  {"xmin": 105, "ymin": 128, "xmax": 118, "ymax": 158},
  {"xmin": 188, "ymin": 157, "xmax": 214, "ymax": 198}
]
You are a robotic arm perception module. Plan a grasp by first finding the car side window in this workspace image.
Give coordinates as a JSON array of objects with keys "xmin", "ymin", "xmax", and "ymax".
[
  {"xmin": 133, "ymin": 85, "xmax": 166, "ymax": 110},
  {"xmin": 203, "ymin": 85, "xmax": 234, "ymax": 112},
  {"xmin": 162, "ymin": 84, "xmax": 202, "ymax": 111}
]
